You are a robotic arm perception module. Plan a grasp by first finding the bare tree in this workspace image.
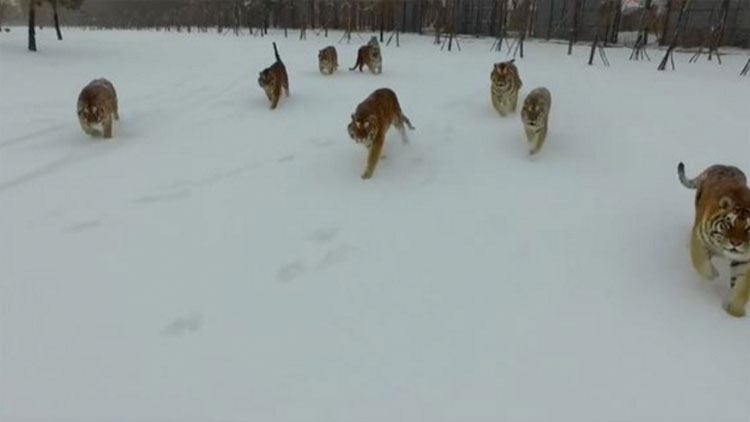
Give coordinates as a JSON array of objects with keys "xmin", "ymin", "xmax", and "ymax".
[{"xmin": 27, "ymin": 0, "xmax": 38, "ymax": 51}]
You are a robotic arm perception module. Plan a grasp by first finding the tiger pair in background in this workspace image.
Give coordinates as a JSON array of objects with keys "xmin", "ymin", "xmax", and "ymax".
[{"xmin": 490, "ymin": 59, "xmax": 551, "ymax": 156}]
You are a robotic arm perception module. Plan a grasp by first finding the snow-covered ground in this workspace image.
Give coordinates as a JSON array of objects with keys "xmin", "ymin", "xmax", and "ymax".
[{"xmin": 1, "ymin": 28, "xmax": 749, "ymax": 422}]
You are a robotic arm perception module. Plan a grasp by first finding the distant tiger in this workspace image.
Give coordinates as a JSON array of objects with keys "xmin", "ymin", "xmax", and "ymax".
[
  {"xmin": 490, "ymin": 59, "xmax": 522, "ymax": 116},
  {"xmin": 318, "ymin": 46, "xmax": 338, "ymax": 75},
  {"xmin": 77, "ymin": 78, "xmax": 119, "ymax": 139},
  {"xmin": 258, "ymin": 42, "xmax": 289, "ymax": 110},
  {"xmin": 521, "ymin": 88, "xmax": 551, "ymax": 156},
  {"xmin": 678, "ymin": 162, "xmax": 750, "ymax": 317},
  {"xmin": 349, "ymin": 36, "xmax": 382, "ymax": 74}
]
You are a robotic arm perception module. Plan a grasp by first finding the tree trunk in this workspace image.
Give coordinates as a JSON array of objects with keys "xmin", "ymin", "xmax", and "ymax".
[
  {"xmin": 379, "ymin": 2, "xmax": 384, "ymax": 42},
  {"xmin": 52, "ymin": 0, "xmax": 62, "ymax": 40},
  {"xmin": 28, "ymin": 0, "xmax": 37, "ymax": 51}
]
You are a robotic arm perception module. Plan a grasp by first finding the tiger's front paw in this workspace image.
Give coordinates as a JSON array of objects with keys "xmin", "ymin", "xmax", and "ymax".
[
  {"xmin": 699, "ymin": 264, "xmax": 719, "ymax": 281},
  {"xmin": 725, "ymin": 303, "xmax": 746, "ymax": 318},
  {"xmin": 361, "ymin": 172, "xmax": 373, "ymax": 180}
]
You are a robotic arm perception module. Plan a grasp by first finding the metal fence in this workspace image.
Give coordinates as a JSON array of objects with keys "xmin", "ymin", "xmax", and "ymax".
[{"xmin": 57, "ymin": 0, "xmax": 749, "ymax": 48}]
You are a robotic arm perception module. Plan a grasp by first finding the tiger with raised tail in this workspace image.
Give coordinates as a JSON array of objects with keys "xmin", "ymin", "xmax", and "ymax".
[
  {"xmin": 349, "ymin": 36, "xmax": 382, "ymax": 74},
  {"xmin": 678, "ymin": 162, "xmax": 750, "ymax": 317},
  {"xmin": 490, "ymin": 59, "xmax": 522, "ymax": 116},
  {"xmin": 258, "ymin": 42, "xmax": 289, "ymax": 110}
]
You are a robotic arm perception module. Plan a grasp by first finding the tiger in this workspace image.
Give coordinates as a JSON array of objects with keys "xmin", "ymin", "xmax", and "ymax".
[
  {"xmin": 258, "ymin": 42, "xmax": 289, "ymax": 110},
  {"xmin": 318, "ymin": 45, "xmax": 338, "ymax": 75},
  {"xmin": 77, "ymin": 78, "xmax": 119, "ymax": 139},
  {"xmin": 347, "ymin": 88, "xmax": 414, "ymax": 180},
  {"xmin": 349, "ymin": 36, "xmax": 382, "ymax": 74},
  {"xmin": 520, "ymin": 87, "xmax": 551, "ymax": 156},
  {"xmin": 490, "ymin": 59, "xmax": 522, "ymax": 116},
  {"xmin": 678, "ymin": 162, "xmax": 750, "ymax": 317}
]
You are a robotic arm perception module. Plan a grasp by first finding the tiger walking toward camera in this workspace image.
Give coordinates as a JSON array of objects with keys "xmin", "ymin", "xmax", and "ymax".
[
  {"xmin": 521, "ymin": 88, "xmax": 551, "ymax": 156},
  {"xmin": 258, "ymin": 42, "xmax": 289, "ymax": 109},
  {"xmin": 490, "ymin": 59, "xmax": 522, "ymax": 116},
  {"xmin": 318, "ymin": 46, "xmax": 338, "ymax": 75},
  {"xmin": 678, "ymin": 162, "xmax": 750, "ymax": 317},
  {"xmin": 347, "ymin": 88, "xmax": 414, "ymax": 180},
  {"xmin": 77, "ymin": 78, "xmax": 119, "ymax": 139}
]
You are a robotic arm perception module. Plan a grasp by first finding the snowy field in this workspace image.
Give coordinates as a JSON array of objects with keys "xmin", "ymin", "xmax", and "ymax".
[{"xmin": 1, "ymin": 28, "xmax": 750, "ymax": 422}]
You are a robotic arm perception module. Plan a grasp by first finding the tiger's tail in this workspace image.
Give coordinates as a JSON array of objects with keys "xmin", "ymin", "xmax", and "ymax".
[
  {"xmin": 349, "ymin": 55, "xmax": 361, "ymax": 71},
  {"xmin": 273, "ymin": 42, "xmax": 282, "ymax": 63},
  {"xmin": 678, "ymin": 162, "xmax": 701, "ymax": 189},
  {"xmin": 401, "ymin": 113, "xmax": 415, "ymax": 131}
]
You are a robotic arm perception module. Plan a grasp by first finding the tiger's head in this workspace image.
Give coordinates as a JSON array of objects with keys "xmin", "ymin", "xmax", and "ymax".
[
  {"xmin": 706, "ymin": 195, "xmax": 750, "ymax": 259},
  {"xmin": 258, "ymin": 68, "xmax": 273, "ymax": 89},
  {"xmin": 522, "ymin": 98, "xmax": 546, "ymax": 128},
  {"xmin": 77, "ymin": 81, "xmax": 115, "ymax": 125},
  {"xmin": 348, "ymin": 114, "xmax": 377, "ymax": 148},
  {"xmin": 491, "ymin": 60, "xmax": 516, "ymax": 90}
]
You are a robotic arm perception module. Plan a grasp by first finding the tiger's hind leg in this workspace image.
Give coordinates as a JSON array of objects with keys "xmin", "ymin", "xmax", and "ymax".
[
  {"xmin": 727, "ymin": 261, "xmax": 750, "ymax": 317},
  {"xmin": 690, "ymin": 228, "xmax": 718, "ymax": 280},
  {"xmin": 283, "ymin": 76, "xmax": 290, "ymax": 97}
]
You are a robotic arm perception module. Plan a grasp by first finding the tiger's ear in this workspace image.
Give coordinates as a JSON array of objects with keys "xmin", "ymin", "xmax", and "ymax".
[
  {"xmin": 508, "ymin": 59, "xmax": 516, "ymax": 64},
  {"xmin": 719, "ymin": 196, "xmax": 734, "ymax": 210}
]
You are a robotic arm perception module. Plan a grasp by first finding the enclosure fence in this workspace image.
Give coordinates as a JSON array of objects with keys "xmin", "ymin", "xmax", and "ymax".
[{"xmin": 59, "ymin": 0, "xmax": 749, "ymax": 48}]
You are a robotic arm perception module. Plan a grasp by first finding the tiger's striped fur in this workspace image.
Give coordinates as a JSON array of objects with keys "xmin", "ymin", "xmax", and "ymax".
[
  {"xmin": 521, "ymin": 87, "xmax": 551, "ymax": 156},
  {"xmin": 77, "ymin": 78, "xmax": 119, "ymax": 139},
  {"xmin": 678, "ymin": 162, "xmax": 750, "ymax": 317},
  {"xmin": 258, "ymin": 42, "xmax": 289, "ymax": 110},
  {"xmin": 349, "ymin": 37, "xmax": 382, "ymax": 74},
  {"xmin": 318, "ymin": 46, "xmax": 338, "ymax": 75},
  {"xmin": 490, "ymin": 59, "xmax": 522, "ymax": 117},
  {"xmin": 347, "ymin": 88, "xmax": 414, "ymax": 179}
]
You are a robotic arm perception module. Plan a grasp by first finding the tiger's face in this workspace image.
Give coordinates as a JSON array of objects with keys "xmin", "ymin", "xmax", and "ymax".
[
  {"xmin": 258, "ymin": 69, "xmax": 273, "ymax": 89},
  {"xmin": 491, "ymin": 61, "xmax": 516, "ymax": 90},
  {"xmin": 319, "ymin": 48, "xmax": 336, "ymax": 74},
  {"xmin": 78, "ymin": 104, "xmax": 106, "ymax": 125},
  {"xmin": 707, "ymin": 201, "xmax": 750, "ymax": 259},
  {"xmin": 348, "ymin": 114, "xmax": 377, "ymax": 148},
  {"xmin": 522, "ymin": 102, "xmax": 545, "ymax": 128}
]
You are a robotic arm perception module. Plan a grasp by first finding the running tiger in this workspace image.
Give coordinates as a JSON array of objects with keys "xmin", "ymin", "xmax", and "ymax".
[
  {"xmin": 77, "ymin": 78, "xmax": 119, "ymax": 139},
  {"xmin": 318, "ymin": 46, "xmax": 338, "ymax": 75},
  {"xmin": 521, "ymin": 88, "xmax": 551, "ymax": 156},
  {"xmin": 490, "ymin": 59, "xmax": 522, "ymax": 116},
  {"xmin": 678, "ymin": 162, "xmax": 750, "ymax": 317},
  {"xmin": 347, "ymin": 88, "xmax": 414, "ymax": 179},
  {"xmin": 349, "ymin": 36, "xmax": 382, "ymax": 74},
  {"xmin": 258, "ymin": 42, "xmax": 289, "ymax": 110}
]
